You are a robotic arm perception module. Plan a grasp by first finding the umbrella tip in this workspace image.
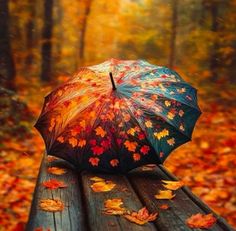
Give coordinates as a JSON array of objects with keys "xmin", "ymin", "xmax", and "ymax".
[{"xmin": 109, "ymin": 72, "xmax": 116, "ymax": 90}]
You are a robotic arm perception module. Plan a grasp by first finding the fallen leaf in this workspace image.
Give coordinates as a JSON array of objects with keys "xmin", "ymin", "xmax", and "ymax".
[
  {"xmin": 89, "ymin": 157, "xmax": 100, "ymax": 166},
  {"xmin": 162, "ymin": 180, "xmax": 184, "ymax": 190},
  {"xmin": 110, "ymin": 159, "xmax": 119, "ymax": 167},
  {"xmin": 90, "ymin": 176, "xmax": 104, "ymax": 182},
  {"xmin": 154, "ymin": 129, "xmax": 169, "ymax": 140},
  {"xmin": 159, "ymin": 204, "xmax": 169, "ymax": 210},
  {"xmin": 42, "ymin": 179, "xmax": 67, "ymax": 190},
  {"xmin": 91, "ymin": 181, "xmax": 116, "ymax": 192},
  {"xmin": 39, "ymin": 199, "xmax": 64, "ymax": 212},
  {"xmin": 124, "ymin": 207, "xmax": 158, "ymax": 225},
  {"xmin": 95, "ymin": 126, "xmax": 106, "ymax": 137},
  {"xmin": 103, "ymin": 198, "xmax": 126, "ymax": 215},
  {"xmin": 186, "ymin": 213, "xmax": 217, "ymax": 229},
  {"xmin": 155, "ymin": 190, "xmax": 175, "ymax": 199},
  {"xmin": 47, "ymin": 167, "xmax": 67, "ymax": 175},
  {"xmin": 46, "ymin": 156, "xmax": 59, "ymax": 162}
]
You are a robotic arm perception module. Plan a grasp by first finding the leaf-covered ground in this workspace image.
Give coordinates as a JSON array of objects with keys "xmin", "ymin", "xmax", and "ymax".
[{"xmin": 0, "ymin": 77, "xmax": 235, "ymax": 230}]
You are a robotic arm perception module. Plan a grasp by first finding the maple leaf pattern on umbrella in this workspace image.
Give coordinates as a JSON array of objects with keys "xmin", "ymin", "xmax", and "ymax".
[{"xmin": 35, "ymin": 59, "xmax": 201, "ymax": 173}]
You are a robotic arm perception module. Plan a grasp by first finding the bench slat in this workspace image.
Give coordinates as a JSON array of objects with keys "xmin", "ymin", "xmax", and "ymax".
[
  {"xmin": 26, "ymin": 156, "xmax": 87, "ymax": 231},
  {"xmin": 128, "ymin": 166, "xmax": 233, "ymax": 231},
  {"xmin": 81, "ymin": 172, "xmax": 158, "ymax": 231}
]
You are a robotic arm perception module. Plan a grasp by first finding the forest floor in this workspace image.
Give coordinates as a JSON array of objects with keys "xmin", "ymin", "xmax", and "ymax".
[{"xmin": 0, "ymin": 75, "xmax": 235, "ymax": 230}]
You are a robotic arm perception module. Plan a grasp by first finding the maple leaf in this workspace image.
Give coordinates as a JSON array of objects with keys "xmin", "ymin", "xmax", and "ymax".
[
  {"xmin": 95, "ymin": 126, "xmax": 107, "ymax": 137},
  {"xmin": 124, "ymin": 207, "xmax": 158, "ymax": 225},
  {"xmin": 124, "ymin": 140, "xmax": 138, "ymax": 152},
  {"xmin": 47, "ymin": 156, "xmax": 58, "ymax": 162},
  {"xmin": 42, "ymin": 179, "xmax": 67, "ymax": 190},
  {"xmin": 79, "ymin": 120, "xmax": 86, "ymax": 129},
  {"xmin": 91, "ymin": 145, "xmax": 104, "ymax": 155},
  {"xmin": 155, "ymin": 190, "xmax": 175, "ymax": 199},
  {"xmin": 123, "ymin": 113, "xmax": 131, "ymax": 122},
  {"xmin": 127, "ymin": 128, "xmax": 136, "ymax": 136},
  {"xmin": 154, "ymin": 129, "xmax": 169, "ymax": 140},
  {"xmin": 140, "ymin": 145, "xmax": 150, "ymax": 155},
  {"xmin": 133, "ymin": 153, "xmax": 141, "ymax": 161},
  {"xmin": 145, "ymin": 120, "xmax": 153, "ymax": 128},
  {"xmin": 162, "ymin": 180, "xmax": 184, "ymax": 190},
  {"xmin": 39, "ymin": 199, "xmax": 64, "ymax": 212},
  {"xmin": 186, "ymin": 213, "xmax": 217, "ymax": 229},
  {"xmin": 103, "ymin": 198, "xmax": 126, "ymax": 215},
  {"xmin": 167, "ymin": 138, "xmax": 175, "ymax": 146},
  {"xmin": 159, "ymin": 204, "xmax": 169, "ymax": 210},
  {"xmin": 91, "ymin": 181, "xmax": 116, "ymax": 192},
  {"xmin": 68, "ymin": 137, "xmax": 78, "ymax": 147},
  {"xmin": 90, "ymin": 176, "xmax": 104, "ymax": 182},
  {"xmin": 110, "ymin": 159, "xmax": 119, "ymax": 167},
  {"xmin": 78, "ymin": 139, "xmax": 86, "ymax": 147},
  {"xmin": 167, "ymin": 112, "xmax": 175, "ymax": 120},
  {"xmin": 47, "ymin": 167, "xmax": 67, "ymax": 175},
  {"xmin": 165, "ymin": 100, "xmax": 171, "ymax": 107},
  {"xmin": 89, "ymin": 157, "xmax": 100, "ymax": 166},
  {"xmin": 57, "ymin": 136, "xmax": 64, "ymax": 143}
]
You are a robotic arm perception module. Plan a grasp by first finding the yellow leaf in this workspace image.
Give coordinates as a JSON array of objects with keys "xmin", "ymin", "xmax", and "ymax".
[
  {"xmin": 103, "ymin": 198, "xmax": 126, "ymax": 215},
  {"xmin": 167, "ymin": 138, "xmax": 175, "ymax": 146},
  {"xmin": 90, "ymin": 176, "xmax": 105, "ymax": 182},
  {"xmin": 154, "ymin": 129, "xmax": 169, "ymax": 140},
  {"xmin": 165, "ymin": 100, "xmax": 171, "ymax": 107},
  {"xmin": 155, "ymin": 190, "xmax": 175, "ymax": 199},
  {"xmin": 127, "ymin": 128, "xmax": 136, "ymax": 136},
  {"xmin": 162, "ymin": 180, "xmax": 184, "ymax": 190},
  {"xmin": 91, "ymin": 181, "xmax": 116, "ymax": 192},
  {"xmin": 167, "ymin": 112, "xmax": 175, "ymax": 120},
  {"xmin": 145, "ymin": 120, "xmax": 153, "ymax": 128}
]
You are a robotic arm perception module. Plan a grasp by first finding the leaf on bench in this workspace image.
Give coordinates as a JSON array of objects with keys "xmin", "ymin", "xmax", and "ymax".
[
  {"xmin": 47, "ymin": 167, "xmax": 67, "ymax": 175},
  {"xmin": 155, "ymin": 189, "xmax": 175, "ymax": 199},
  {"xmin": 162, "ymin": 180, "xmax": 184, "ymax": 190},
  {"xmin": 39, "ymin": 198, "xmax": 64, "ymax": 212},
  {"xmin": 103, "ymin": 198, "xmax": 126, "ymax": 215},
  {"xmin": 42, "ymin": 179, "xmax": 67, "ymax": 190},
  {"xmin": 186, "ymin": 213, "xmax": 217, "ymax": 229}
]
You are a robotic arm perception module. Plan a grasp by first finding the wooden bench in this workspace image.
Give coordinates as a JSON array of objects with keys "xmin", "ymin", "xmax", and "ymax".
[{"xmin": 26, "ymin": 155, "xmax": 234, "ymax": 231}]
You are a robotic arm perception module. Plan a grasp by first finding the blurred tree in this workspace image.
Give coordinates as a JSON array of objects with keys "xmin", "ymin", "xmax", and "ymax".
[
  {"xmin": 25, "ymin": 0, "xmax": 36, "ymax": 67},
  {"xmin": 41, "ymin": 0, "xmax": 54, "ymax": 81},
  {"xmin": 79, "ymin": 0, "xmax": 93, "ymax": 64},
  {"xmin": 169, "ymin": 0, "xmax": 178, "ymax": 69},
  {"xmin": 0, "ymin": 0, "xmax": 16, "ymax": 90}
]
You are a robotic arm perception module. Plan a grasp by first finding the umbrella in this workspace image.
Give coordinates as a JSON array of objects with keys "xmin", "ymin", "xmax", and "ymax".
[{"xmin": 35, "ymin": 59, "xmax": 201, "ymax": 173}]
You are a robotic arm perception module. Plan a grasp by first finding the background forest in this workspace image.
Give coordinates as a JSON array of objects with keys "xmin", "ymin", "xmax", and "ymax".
[{"xmin": 0, "ymin": 0, "xmax": 235, "ymax": 230}]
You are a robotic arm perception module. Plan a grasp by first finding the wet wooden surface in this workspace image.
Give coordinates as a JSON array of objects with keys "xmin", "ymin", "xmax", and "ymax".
[{"xmin": 26, "ymin": 156, "xmax": 234, "ymax": 231}]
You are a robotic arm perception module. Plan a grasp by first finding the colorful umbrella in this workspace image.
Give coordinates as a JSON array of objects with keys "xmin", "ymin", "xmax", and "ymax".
[{"xmin": 35, "ymin": 59, "xmax": 201, "ymax": 173}]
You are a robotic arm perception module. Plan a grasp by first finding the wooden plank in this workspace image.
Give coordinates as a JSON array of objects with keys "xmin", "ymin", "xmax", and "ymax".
[
  {"xmin": 26, "ymin": 155, "xmax": 87, "ymax": 231},
  {"xmin": 81, "ymin": 171, "xmax": 158, "ymax": 231},
  {"xmin": 128, "ymin": 165, "xmax": 234, "ymax": 231}
]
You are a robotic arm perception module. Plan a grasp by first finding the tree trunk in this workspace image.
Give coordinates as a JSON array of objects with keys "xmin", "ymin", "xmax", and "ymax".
[
  {"xmin": 209, "ymin": 1, "xmax": 219, "ymax": 81},
  {"xmin": 41, "ymin": 0, "xmax": 54, "ymax": 82},
  {"xmin": 25, "ymin": 0, "xmax": 36, "ymax": 67},
  {"xmin": 0, "ymin": 0, "xmax": 16, "ymax": 90},
  {"xmin": 168, "ymin": 0, "xmax": 178, "ymax": 69},
  {"xmin": 79, "ymin": 0, "xmax": 92, "ymax": 64}
]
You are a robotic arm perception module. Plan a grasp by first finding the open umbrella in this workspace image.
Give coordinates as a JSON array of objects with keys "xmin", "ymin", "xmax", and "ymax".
[{"xmin": 35, "ymin": 59, "xmax": 201, "ymax": 173}]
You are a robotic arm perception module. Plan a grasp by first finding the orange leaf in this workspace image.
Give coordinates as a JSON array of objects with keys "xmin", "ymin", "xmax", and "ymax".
[
  {"xmin": 186, "ymin": 213, "xmax": 217, "ymax": 229},
  {"xmin": 68, "ymin": 137, "xmax": 78, "ymax": 147},
  {"xmin": 57, "ymin": 136, "xmax": 64, "ymax": 143},
  {"xmin": 124, "ymin": 140, "xmax": 138, "ymax": 152},
  {"xmin": 110, "ymin": 159, "xmax": 119, "ymax": 167},
  {"xmin": 89, "ymin": 157, "xmax": 100, "ymax": 166},
  {"xmin": 124, "ymin": 207, "xmax": 158, "ymax": 225},
  {"xmin": 162, "ymin": 180, "xmax": 184, "ymax": 190},
  {"xmin": 47, "ymin": 156, "xmax": 59, "ymax": 162},
  {"xmin": 91, "ymin": 181, "xmax": 116, "ymax": 192},
  {"xmin": 90, "ymin": 176, "xmax": 104, "ymax": 182},
  {"xmin": 39, "ymin": 199, "xmax": 64, "ymax": 212},
  {"xmin": 155, "ymin": 190, "xmax": 175, "ymax": 199},
  {"xmin": 42, "ymin": 179, "xmax": 67, "ymax": 190},
  {"xmin": 145, "ymin": 120, "xmax": 153, "ymax": 128},
  {"xmin": 78, "ymin": 139, "xmax": 86, "ymax": 147},
  {"xmin": 103, "ymin": 198, "xmax": 126, "ymax": 215},
  {"xmin": 133, "ymin": 153, "xmax": 141, "ymax": 161},
  {"xmin": 159, "ymin": 204, "xmax": 169, "ymax": 210},
  {"xmin": 47, "ymin": 167, "xmax": 67, "ymax": 175},
  {"xmin": 95, "ymin": 126, "xmax": 106, "ymax": 137}
]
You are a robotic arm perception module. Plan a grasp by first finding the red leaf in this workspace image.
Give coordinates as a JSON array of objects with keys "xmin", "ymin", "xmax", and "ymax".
[
  {"xmin": 186, "ymin": 213, "xmax": 217, "ymax": 229},
  {"xmin": 140, "ymin": 145, "xmax": 150, "ymax": 155},
  {"xmin": 91, "ymin": 146, "xmax": 104, "ymax": 155},
  {"xmin": 42, "ymin": 179, "xmax": 67, "ymax": 190}
]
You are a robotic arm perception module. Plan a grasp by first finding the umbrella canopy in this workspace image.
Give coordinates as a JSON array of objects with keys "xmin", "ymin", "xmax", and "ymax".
[{"xmin": 35, "ymin": 59, "xmax": 201, "ymax": 173}]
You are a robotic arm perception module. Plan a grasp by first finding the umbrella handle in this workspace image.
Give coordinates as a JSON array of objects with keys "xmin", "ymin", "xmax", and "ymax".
[{"xmin": 109, "ymin": 72, "xmax": 116, "ymax": 90}]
